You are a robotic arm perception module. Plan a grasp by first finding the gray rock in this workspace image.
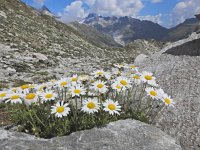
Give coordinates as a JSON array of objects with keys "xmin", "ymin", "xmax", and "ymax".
[
  {"xmin": 6, "ymin": 67, "xmax": 16, "ymax": 73},
  {"xmin": 0, "ymin": 119, "xmax": 181, "ymax": 150},
  {"xmin": 134, "ymin": 54, "xmax": 148, "ymax": 64},
  {"xmin": 138, "ymin": 33, "xmax": 200, "ymax": 150},
  {"xmin": 32, "ymin": 53, "xmax": 48, "ymax": 63}
]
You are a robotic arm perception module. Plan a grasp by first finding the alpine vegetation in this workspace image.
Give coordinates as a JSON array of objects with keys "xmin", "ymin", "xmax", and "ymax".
[{"xmin": 1, "ymin": 63, "xmax": 174, "ymax": 138}]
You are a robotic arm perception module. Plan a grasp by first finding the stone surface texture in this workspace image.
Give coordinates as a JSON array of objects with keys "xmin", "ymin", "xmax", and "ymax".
[
  {"xmin": 0, "ymin": 119, "xmax": 181, "ymax": 150},
  {"xmin": 137, "ymin": 32, "xmax": 200, "ymax": 150}
]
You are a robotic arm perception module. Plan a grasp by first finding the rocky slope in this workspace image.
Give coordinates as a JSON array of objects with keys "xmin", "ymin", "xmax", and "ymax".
[
  {"xmin": 163, "ymin": 18, "xmax": 199, "ymax": 42},
  {"xmin": 69, "ymin": 22, "xmax": 121, "ymax": 48},
  {"xmin": 136, "ymin": 32, "xmax": 200, "ymax": 150},
  {"xmin": 0, "ymin": 0, "xmax": 133, "ymax": 86},
  {"xmin": 82, "ymin": 13, "xmax": 168, "ymax": 45},
  {"xmin": 125, "ymin": 39, "xmax": 166, "ymax": 56},
  {"xmin": 0, "ymin": 119, "xmax": 181, "ymax": 150}
]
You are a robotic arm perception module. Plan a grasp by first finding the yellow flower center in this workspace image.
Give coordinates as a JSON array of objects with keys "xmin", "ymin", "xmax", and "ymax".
[
  {"xmin": 25, "ymin": 93, "xmax": 36, "ymax": 100},
  {"xmin": 120, "ymin": 80, "xmax": 128, "ymax": 86},
  {"xmin": 130, "ymin": 65, "xmax": 136, "ymax": 69},
  {"xmin": 11, "ymin": 95, "xmax": 20, "ymax": 100},
  {"xmin": 45, "ymin": 93, "xmax": 53, "ymax": 99},
  {"xmin": 21, "ymin": 84, "xmax": 29, "ymax": 90},
  {"xmin": 72, "ymin": 78, "xmax": 77, "ymax": 82},
  {"xmin": 56, "ymin": 106, "xmax": 65, "ymax": 113},
  {"xmin": 97, "ymin": 83, "xmax": 104, "ymax": 89},
  {"xmin": 133, "ymin": 75, "xmax": 140, "ymax": 79},
  {"xmin": 150, "ymin": 91, "xmax": 157, "ymax": 96},
  {"xmin": 74, "ymin": 89, "xmax": 81, "ymax": 94},
  {"xmin": 0, "ymin": 93, "xmax": 6, "ymax": 98},
  {"xmin": 164, "ymin": 98, "xmax": 171, "ymax": 105},
  {"xmin": 97, "ymin": 72, "xmax": 103, "ymax": 75},
  {"xmin": 108, "ymin": 104, "xmax": 116, "ymax": 110},
  {"xmin": 60, "ymin": 82, "xmax": 68, "ymax": 86},
  {"xmin": 116, "ymin": 85, "xmax": 121, "ymax": 89},
  {"xmin": 145, "ymin": 75, "xmax": 152, "ymax": 80},
  {"xmin": 87, "ymin": 102, "xmax": 96, "ymax": 109}
]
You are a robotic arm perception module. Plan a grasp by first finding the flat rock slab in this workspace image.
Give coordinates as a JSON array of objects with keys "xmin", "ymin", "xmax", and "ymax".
[
  {"xmin": 0, "ymin": 119, "xmax": 181, "ymax": 150},
  {"xmin": 164, "ymin": 38, "xmax": 200, "ymax": 56},
  {"xmin": 137, "ymin": 37, "xmax": 200, "ymax": 149}
]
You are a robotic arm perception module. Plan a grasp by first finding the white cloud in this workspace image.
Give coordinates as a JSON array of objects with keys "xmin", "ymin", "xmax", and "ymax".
[
  {"xmin": 60, "ymin": 1, "xmax": 88, "ymax": 23},
  {"xmin": 91, "ymin": 0, "xmax": 144, "ymax": 17},
  {"xmin": 151, "ymin": 0, "xmax": 163, "ymax": 3},
  {"xmin": 60, "ymin": 0, "xmax": 145, "ymax": 23},
  {"xmin": 170, "ymin": 0, "xmax": 200, "ymax": 26},
  {"xmin": 137, "ymin": 13, "xmax": 163, "ymax": 24},
  {"xmin": 33, "ymin": 0, "xmax": 45, "ymax": 5},
  {"xmin": 84, "ymin": 0, "xmax": 96, "ymax": 6}
]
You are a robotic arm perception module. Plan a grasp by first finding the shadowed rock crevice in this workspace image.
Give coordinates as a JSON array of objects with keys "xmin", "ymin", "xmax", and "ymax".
[{"xmin": 164, "ymin": 38, "xmax": 200, "ymax": 56}]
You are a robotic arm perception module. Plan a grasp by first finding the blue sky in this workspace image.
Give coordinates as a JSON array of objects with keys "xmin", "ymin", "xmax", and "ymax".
[{"xmin": 21, "ymin": 0, "xmax": 200, "ymax": 28}]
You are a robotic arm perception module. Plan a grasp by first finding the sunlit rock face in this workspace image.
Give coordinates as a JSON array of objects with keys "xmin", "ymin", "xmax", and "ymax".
[
  {"xmin": 138, "ymin": 33, "xmax": 200, "ymax": 150},
  {"xmin": 0, "ymin": 119, "xmax": 181, "ymax": 150}
]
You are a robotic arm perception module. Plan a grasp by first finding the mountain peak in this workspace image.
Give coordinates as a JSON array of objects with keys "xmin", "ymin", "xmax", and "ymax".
[
  {"xmin": 39, "ymin": 5, "xmax": 55, "ymax": 17},
  {"xmin": 86, "ymin": 13, "xmax": 99, "ymax": 19},
  {"xmin": 40, "ymin": 5, "xmax": 50, "ymax": 12}
]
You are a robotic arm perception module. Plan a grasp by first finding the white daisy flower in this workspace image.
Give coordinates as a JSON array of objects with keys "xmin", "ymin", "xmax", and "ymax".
[
  {"xmin": 51, "ymin": 101, "xmax": 70, "ymax": 118},
  {"xmin": 79, "ymin": 75, "xmax": 89, "ymax": 82},
  {"xmin": 131, "ymin": 74, "xmax": 142, "ymax": 85},
  {"xmin": 35, "ymin": 83, "xmax": 48, "ymax": 92},
  {"xmin": 40, "ymin": 91, "xmax": 57, "ymax": 102},
  {"xmin": 23, "ymin": 93, "xmax": 38, "ymax": 106},
  {"xmin": 103, "ymin": 99, "xmax": 121, "ymax": 115},
  {"xmin": 56, "ymin": 78, "xmax": 70, "ymax": 88},
  {"xmin": 162, "ymin": 94, "xmax": 175, "ymax": 107},
  {"xmin": 81, "ymin": 98, "xmax": 100, "ymax": 114},
  {"xmin": 145, "ymin": 87, "xmax": 159, "ymax": 100},
  {"xmin": 111, "ymin": 82, "xmax": 123, "ymax": 92},
  {"xmin": 6, "ymin": 93, "xmax": 23, "ymax": 104},
  {"xmin": 116, "ymin": 76, "xmax": 131, "ymax": 89},
  {"xmin": 0, "ymin": 91, "xmax": 8, "ymax": 103},
  {"xmin": 92, "ymin": 80, "xmax": 108, "ymax": 93},
  {"xmin": 70, "ymin": 74, "xmax": 80, "ymax": 84},
  {"xmin": 141, "ymin": 71, "xmax": 157, "ymax": 86},
  {"xmin": 16, "ymin": 84, "xmax": 30, "ymax": 94},
  {"xmin": 28, "ymin": 84, "xmax": 36, "ymax": 90},
  {"xmin": 92, "ymin": 69, "xmax": 110, "ymax": 79},
  {"xmin": 111, "ymin": 68, "xmax": 121, "ymax": 76},
  {"xmin": 20, "ymin": 84, "xmax": 30, "ymax": 91},
  {"xmin": 156, "ymin": 88, "xmax": 165, "ymax": 99},
  {"xmin": 114, "ymin": 63, "xmax": 125, "ymax": 69},
  {"xmin": 126, "ymin": 64, "xmax": 139, "ymax": 72},
  {"xmin": 88, "ymin": 91, "xmax": 97, "ymax": 97},
  {"xmin": 69, "ymin": 85, "xmax": 86, "ymax": 97}
]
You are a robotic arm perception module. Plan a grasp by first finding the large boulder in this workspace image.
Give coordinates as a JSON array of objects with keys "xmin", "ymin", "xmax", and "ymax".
[
  {"xmin": 137, "ymin": 32, "xmax": 200, "ymax": 150},
  {"xmin": 0, "ymin": 119, "xmax": 181, "ymax": 150}
]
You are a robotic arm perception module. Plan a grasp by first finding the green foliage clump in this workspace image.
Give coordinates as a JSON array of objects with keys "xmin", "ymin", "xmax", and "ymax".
[{"xmin": 1, "ymin": 63, "xmax": 174, "ymax": 138}]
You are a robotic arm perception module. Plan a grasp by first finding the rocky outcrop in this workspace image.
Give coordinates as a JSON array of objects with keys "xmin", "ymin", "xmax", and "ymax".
[
  {"xmin": 164, "ymin": 38, "xmax": 200, "ymax": 56},
  {"xmin": 0, "ymin": 119, "xmax": 181, "ymax": 150},
  {"xmin": 137, "ymin": 32, "xmax": 200, "ymax": 150},
  {"xmin": 125, "ymin": 39, "xmax": 166, "ymax": 60}
]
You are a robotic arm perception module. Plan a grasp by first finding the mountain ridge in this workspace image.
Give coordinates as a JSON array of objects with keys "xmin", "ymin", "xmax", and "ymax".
[{"xmin": 79, "ymin": 13, "xmax": 199, "ymax": 45}]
